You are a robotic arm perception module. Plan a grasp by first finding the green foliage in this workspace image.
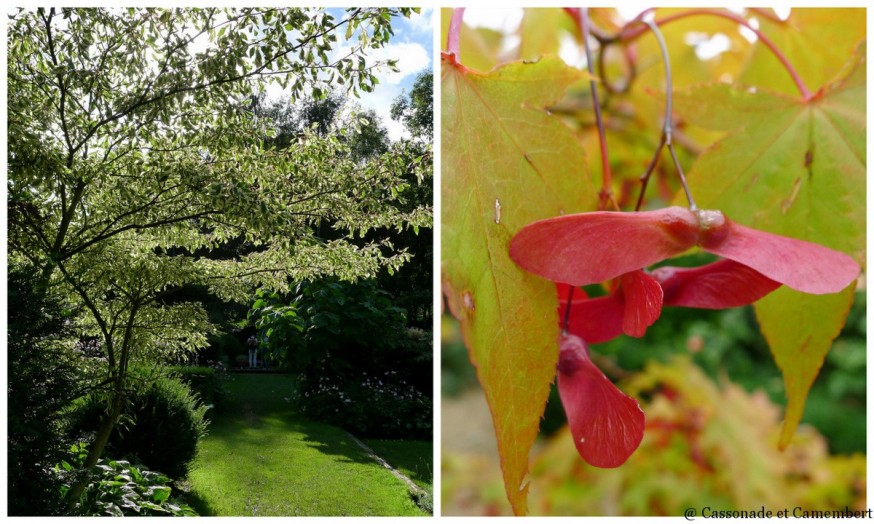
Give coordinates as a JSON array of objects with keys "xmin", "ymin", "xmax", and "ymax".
[
  {"xmin": 250, "ymin": 279, "xmax": 432, "ymax": 438},
  {"xmin": 59, "ymin": 443, "xmax": 197, "ymax": 516},
  {"xmin": 296, "ymin": 368, "xmax": 432, "ymax": 439},
  {"xmin": 391, "ymin": 69, "xmax": 434, "ymax": 141},
  {"xmin": 71, "ymin": 376, "xmax": 209, "ymax": 479},
  {"xmin": 8, "ymin": 6, "xmax": 428, "ymax": 480},
  {"xmin": 254, "ymin": 279, "xmax": 408, "ymax": 369},
  {"xmin": 171, "ymin": 365, "xmax": 228, "ymax": 410},
  {"xmin": 7, "ymin": 264, "xmax": 85, "ymax": 515},
  {"xmin": 443, "ymin": 359, "xmax": 866, "ymax": 516},
  {"xmin": 249, "ymin": 288, "xmax": 305, "ymax": 367},
  {"xmin": 672, "ymin": 50, "xmax": 866, "ymax": 444}
]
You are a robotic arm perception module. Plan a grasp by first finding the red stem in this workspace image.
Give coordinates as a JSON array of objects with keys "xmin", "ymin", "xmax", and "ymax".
[
  {"xmin": 620, "ymin": 9, "xmax": 812, "ymax": 100},
  {"xmin": 446, "ymin": 8, "xmax": 465, "ymax": 57}
]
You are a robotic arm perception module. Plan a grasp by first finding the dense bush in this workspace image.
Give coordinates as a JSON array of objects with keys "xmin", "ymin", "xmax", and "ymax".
[
  {"xmin": 7, "ymin": 264, "xmax": 85, "ymax": 515},
  {"xmin": 59, "ymin": 443, "xmax": 197, "ymax": 516},
  {"xmin": 296, "ymin": 366, "xmax": 432, "ymax": 439},
  {"xmin": 70, "ymin": 376, "xmax": 209, "ymax": 479},
  {"xmin": 250, "ymin": 279, "xmax": 433, "ymax": 438},
  {"xmin": 170, "ymin": 365, "xmax": 227, "ymax": 410},
  {"xmin": 253, "ymin": 279, "xmax": 411, "ymax": 366}
]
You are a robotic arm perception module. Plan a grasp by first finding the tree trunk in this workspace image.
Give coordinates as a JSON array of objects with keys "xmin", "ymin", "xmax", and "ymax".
[{"xmin": 64, "ymin": 390, "xmax": 124, "ymax": 510}]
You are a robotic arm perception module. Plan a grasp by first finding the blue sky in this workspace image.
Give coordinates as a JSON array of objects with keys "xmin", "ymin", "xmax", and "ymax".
[
  {"xmin": 347, "ymin": 8, "xmax": 433, "ymax": 141},
  {"xmin": 325, "ymin": 8, "xmax": 433, "ymax": 141}
]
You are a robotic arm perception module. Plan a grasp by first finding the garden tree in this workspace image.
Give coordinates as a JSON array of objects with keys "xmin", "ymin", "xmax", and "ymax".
[
  {"xmin": 441, "ymin": 7, "xmax": 865, "ymax": 514},
  {"xmin": 391, "ymin": 68, "xmax": 434, "ymax": 141},
  {"xmin": 382, "ymin": 69, "xmax": 434, "ymax": 326},
  {"xmin": 254, "ymin": 78, "xmax": 433, "ymax": 326},
  {"xmin": 254, "ymin": 90, "xmax": 390, "ymax": 159},
  {"xmin": 7, "ymin": 6, "xmax": 428, "ymax": 505},
  {"xmin": 346, "ymin": 107, "xmax": 391, "ymax": 161}
]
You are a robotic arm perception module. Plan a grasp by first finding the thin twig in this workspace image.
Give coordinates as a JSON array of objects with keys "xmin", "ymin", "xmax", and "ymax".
[
  {"xmin": 580, "ymin": 8, "xmax": 616, "ymax": 211},
  {"xmin": 621, "ymin": 9, "xmax": 812, "ymax": 100},
  {"xmin": 634, "ymin": 19, "xmax": 697, "ymax": 211}
]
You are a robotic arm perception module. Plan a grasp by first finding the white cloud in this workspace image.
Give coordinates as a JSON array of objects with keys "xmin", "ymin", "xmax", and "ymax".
[
  {"xmin": 356, "ymin": 84, "xmax": 406, "ymax": 141},
  {"xmin": 367, "ymin": 42, "xmax": 430, "ymax": 85},
  {"xmin": 406, "ymin": 8, "xmax": 433, "ymax": 35}
]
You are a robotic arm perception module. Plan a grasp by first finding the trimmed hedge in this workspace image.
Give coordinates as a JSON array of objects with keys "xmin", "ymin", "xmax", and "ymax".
[
  {"xmin": 170, "ymin": 365, "xmax": 226, "ymax": 409},
  {"xmin": 70, "ymin": 376, "xmax": 208, "ymax": 479}
]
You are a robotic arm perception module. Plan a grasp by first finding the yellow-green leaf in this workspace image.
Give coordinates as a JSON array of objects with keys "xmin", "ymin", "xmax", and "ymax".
[
  {"xmin": 672, "ymin": 48, "xmax": 865, "ymax": 446},
  {"xmin": 755, "ymin": 285, "xmax": 856, "ymax": 448},
  {"xmin": 740, "ymin": 8, "xmax": 866, "ymax": 97},
  {"xmin": 442, "ymin": 55, "xmax": 595, "ymax": 514},
  {"xmin": 519, "ymin": 8, "xmax": 574, "ymax": 62}
]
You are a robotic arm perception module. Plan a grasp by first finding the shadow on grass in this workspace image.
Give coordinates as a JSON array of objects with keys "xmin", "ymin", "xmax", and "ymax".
[
  {"xmin": 213, "ymin": 373, "xmax": 379, "ymax": 467},
  {"xmin": 181, "ymin": 487, "xmax": 218, "ymax": 517},
  {"xmin": 189, "ymin": 373, "xmax": 429, "ymax": 516}
]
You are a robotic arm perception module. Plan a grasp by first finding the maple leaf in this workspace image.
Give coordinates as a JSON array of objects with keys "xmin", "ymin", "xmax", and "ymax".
[
  {"xmin": 441, "ymin": 53, "xmax": 596, "ymax": 515},
  {"xmin": 673, "ymin": 46, "xmax": 866, "ymax": 446}
]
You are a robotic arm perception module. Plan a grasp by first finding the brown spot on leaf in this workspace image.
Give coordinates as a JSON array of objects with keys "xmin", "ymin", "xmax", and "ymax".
[
  {"xmin": 781, "ymin": 177, "xmax": 802, "ymax": 214},
  {"xmin": 463, "ymin": 291, "xmax": 475, "ymax": 312},
  {"xmin": 804, "ymin": 148, "xmax": 813, "ymax": 168},
  {"xmin": 744, "ymin": 173, "xmax": 760, "ymax": 193}
]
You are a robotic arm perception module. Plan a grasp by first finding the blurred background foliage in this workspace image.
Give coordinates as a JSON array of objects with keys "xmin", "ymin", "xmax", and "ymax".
[{"xmin": 442, "ymin": 289, "xmax": 866, "ymax": 515}]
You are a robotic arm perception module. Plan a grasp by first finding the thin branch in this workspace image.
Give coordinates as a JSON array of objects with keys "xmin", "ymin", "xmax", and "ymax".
[
  {"xmin": 649, "ymin": 19, "xmax": 695, "ymax": 209},
  {"xmin": 72, "ymin": 8, "xmax": 369, "ymax": 157},
  {"xmin": 620, "ymin": 9, "xmax": 812, "ymax": 100},
  {"xmin": 39, "ymin": 8, "xmax": 75, "ymax": 164},
  {"xmin": 55, "ymin": 260, "xmax": 114, "ymax": 369},
  {"xmin": 634, "ymin": 133, "xmax": 666, "ymax": 212},
  {"xmin": 580, "ymin": 8, "xmax": 617, "ymax": 211},
  {"xmin": 60, "ymin": 210, "xmax": 217, "ymax": 260}
]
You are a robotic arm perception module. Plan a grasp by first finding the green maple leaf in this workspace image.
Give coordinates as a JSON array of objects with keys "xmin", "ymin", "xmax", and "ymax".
[
  {"xmin": 740, "ymin": 8, "xmax": 866, "ymax": 97},
  {"xmin": 442, "ymin": 54, "xmax": 596, "ymax": 515},
  {"xmin": 673, "ymin": 47, "xmax": 865, "ymax": 447}
]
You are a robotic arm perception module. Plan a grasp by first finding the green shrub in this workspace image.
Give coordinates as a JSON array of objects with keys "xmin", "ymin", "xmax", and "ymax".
[
  {"xmin": 59, "ymin": 443, "xmax": 197, "ymax": 516},
  {"xmin": 70, "ymin": 376, "xmax": 208, "ymax": 479},
  {"xmin": 250, "ymin": 279, "xmax": 433, "ymax": 439},
  {"xmin": 295, "ymin": 365, "xmax": 432, "ymax": 439},
  {"xmin": 7, "ymin": 264, "xmax": 84, "ymax": 515},
  {"xmin": 170, "ymin": 365, "xmax": 227, "ymax": 410}
]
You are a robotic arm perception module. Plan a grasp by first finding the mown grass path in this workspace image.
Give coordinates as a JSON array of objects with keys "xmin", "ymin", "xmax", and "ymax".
[{"xmin": 186, "ymin": 373, "xmax": 429, "ymax": 516}]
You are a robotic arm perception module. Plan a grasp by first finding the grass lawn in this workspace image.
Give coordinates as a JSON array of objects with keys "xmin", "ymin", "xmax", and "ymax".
[
  {"xmin": 364, "ymin": 439, "xmax": 433, "ymax": 493},
  {"xmin": 185, "ymin": 373, "xmax": 429, "ymax": 516}
]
